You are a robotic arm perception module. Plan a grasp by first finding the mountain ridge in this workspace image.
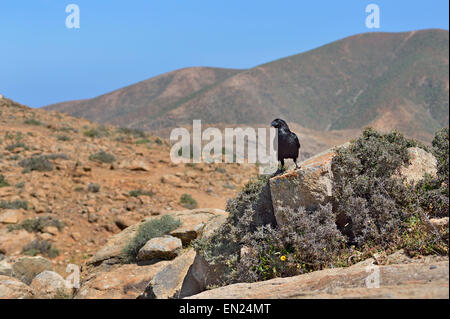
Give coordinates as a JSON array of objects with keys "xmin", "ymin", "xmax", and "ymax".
[{"xmin": 45, "ymin": 29, "xmax": 449, "ymax": 142}]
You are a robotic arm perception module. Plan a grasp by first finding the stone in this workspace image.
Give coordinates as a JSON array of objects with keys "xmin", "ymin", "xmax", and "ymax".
[
  {"xmin": 188, "ymin": 260, "xmax": 449, "ymax": 299},
  {"xmin": 118, "ymin": 159, "xmax": 151, "ymax": 171},
  {"xmin": 30, "ymin": 270, "xmax": 74, "ymax": 299},
  {"xmin": 0, "ymin": 209, "xmax": 22, "ymax": 224},
  {"xmin": 0, "ymin": 260, "xmax": 13, "ymax": 276},
  {"xmin": 0, "ymin": 275, "xmax": 34, "ymax": 299},
  {"xmin": 137, "ymin": 236, "xmax": 182, "ymax": 261},
  {"xmin": 140, "ymin": 249, "xmax": 196, "ymax": 299},
  {"xmin": 12, "ymin": 256, "xmax": 53, "ymax": 285},
  {"xmin": 0, "ymin": 229, "xmax": 35, "ymax": 255},
  {"xmin": 398, "ymin": 147, "xmax": 437, "ymax": 184},
  {"xmin": 75, "ymin": 261, "xmax": 170, "ymax": 299},
  {"xmin": 269, "ymin": 148, "xmax": 336, "ymax": 226}
]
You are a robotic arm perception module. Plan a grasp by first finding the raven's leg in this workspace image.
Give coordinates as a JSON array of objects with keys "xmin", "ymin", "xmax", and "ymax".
[
  {"xmin": 280, "ymin": 158, "xmax": 285, "ymax": 171},
  {"xmin": 294, "ymin": 157, "xmax": 299, "ymax": 169}
]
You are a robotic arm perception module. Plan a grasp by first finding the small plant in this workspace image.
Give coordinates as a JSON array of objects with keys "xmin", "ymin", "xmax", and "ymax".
[
  {"xmin": 0, "ymin": 200, "xmax": 28, "ymax": 210},
  {"xmin": 129, "ymin": 189, "xmax": 155, "ymax": 197},
  {"xmin": 24, "ymin": 118, "xmax": 42, "ymax": 126},
  {"xmin": 5, "ymin": 142, "xmax": 28, "ymax": 152},
  {"xmin": 19, "ymin": 156, "xmax": 53, "ymax": 173},
  {"xmin": 117, "ymin": 127, "xmax": 147, "ymax": 139},
  {"xmin": 123, "ymin": 215, "xmax": 181, "ymax": 262},
  {"xmin": 87, "ymin": 183, "xmax": 100, "ymax": 193},
  {"xmin": 179, "ymin": 194, "xmax": 198, "ymax": 209},
  {"xmin": 89, "ymin": 151, "xmax": 116, "ymax": 164},
  {"xmin": 22, "ymin": 240, "xmax": 59, "ymax": 258},
  {"xmin": 84, "ymin": 128, "xmax": 101, "ymax": 138},
  {"xmin": 0, "ymin": 174, "xmax": 9, "ymax": 188},
  {"xmin": 9, "ymin": 216, "xmax": 64, "ymax": 233},
  {"xmin": 155, "ymin": 137, "xmax": 163, "ymax": 145},
  {"xmin": 57, "ymin": 135, "xmax": 71, "ymax": 141}
]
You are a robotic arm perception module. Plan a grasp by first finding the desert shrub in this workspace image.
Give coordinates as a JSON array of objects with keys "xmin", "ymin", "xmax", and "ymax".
[
  {"xmin": 83, "ymin": 128, "xmax": 102, "ymax": 138},
  {"xmin": 129, "ymin": 189, "xmax": 155, "ymax": 197},
  {"xmin": 87, "ymin": 183, "xmax": 100, "ymax": 193},
  {"xmin": 155, "ymin": 137, "xmax": 163, "ymax": 145},
  {"xmin": 45, "ymin": 153, "xmax": 69, "ymax": 161},
  {"xmin": 19, "ymin": 156, "xmax": 53, "ymax": 173},
  {"xmin": 22, "ymin": 240, "xmax": 59, "ymax": 258},
  {"xmin": 0, "ymin": 199, "xmax": 28, "ymax": 210},
  {"xmin": 0, "ymin": 174, "xmax": 9, "ymax": 188},
  {"xmin": 237, "ymin": 205, "xmax": 345, "ymax": 282},
  {"xmin": 5, "ymin": 142, "xmax": 28, "ymax": 152},
  {"xmin": 179, "ymin": 194, "xmax": 198, "ymax": 209},
  {"xmin": 57, "ymin": 135, "xmax": 71, "ymax": 141},
  {"xmin": 89, "ymin": 151, "xmax": 116, "ymax": 164},
  {"xmin": 117, "ymin": 127, "xmax": 147, "ymax": 139},
  {"xmin": 432, "ymin": 127, "xmax": 449, "ymax": 185},
  {"xmin": 123, "ymin": 215, "xmax": 181, "ymax": 263},
  {"xmin": 24, "ymin": 118, "xmax": 42, "ymax": 126},
  {"xmin": 9, "ymin": 216, "xmax": 64, "ymax": 233},
  {"xmin": 330, "ymin": 128, "xmax": 422, "ymax": 247}
]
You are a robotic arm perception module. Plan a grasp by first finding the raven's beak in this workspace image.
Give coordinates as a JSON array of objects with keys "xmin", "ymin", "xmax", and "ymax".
[{"xmin": 270, "ymin": 120, "xmax": 276, "ymax": 127}]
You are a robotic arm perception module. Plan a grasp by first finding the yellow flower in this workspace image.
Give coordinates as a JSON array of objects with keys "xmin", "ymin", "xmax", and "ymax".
[{"xmin": 280, "ymin": 255, "xmax": 286, "ymax": 261}]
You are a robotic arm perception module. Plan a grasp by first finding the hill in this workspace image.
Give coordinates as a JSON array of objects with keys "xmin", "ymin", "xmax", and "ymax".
[{"xmin": 45, "ymin": 29, "xmax": 449, "ymax": 143}]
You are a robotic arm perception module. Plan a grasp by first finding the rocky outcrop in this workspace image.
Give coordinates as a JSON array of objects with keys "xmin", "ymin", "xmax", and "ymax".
[
  {"xmin": 76, "ymin": 208, "xmax": 229, "ymax": 299},
  {"xmin": 269, "ymin": 145, "xmax": 438, "ymax": 226},
  {"xmin": 30, "ymin": 271, "xmax": 74, "ymax": 299},
  {"xmin": 188, "ymin": 256, "xmax": 449, "ymax": 299},
  {"xmin": 0, "ymin": 275, "xmax": 34, "ymax": 299},
  {"xmin": 11, "ymin": 256, "xmax": 53, "ymax": 285}
]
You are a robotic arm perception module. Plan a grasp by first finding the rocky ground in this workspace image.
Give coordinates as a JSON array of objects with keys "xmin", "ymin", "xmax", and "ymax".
[
  {"xmin": 0, "ymin": 96, "xmax": 257, "ymax": 276},
  {"xmin": 0, "ymin": 96, "xmax": 448, "ymax": 299}
]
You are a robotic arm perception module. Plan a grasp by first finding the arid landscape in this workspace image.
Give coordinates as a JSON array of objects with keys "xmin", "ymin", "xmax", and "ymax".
[{"xmin": 0, "ymin": 27, "xmax": 448, "ymax": 300}]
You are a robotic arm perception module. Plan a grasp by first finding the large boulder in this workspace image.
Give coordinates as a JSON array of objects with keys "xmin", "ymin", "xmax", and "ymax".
[
  {"xmin": 139, "ymin": 249, "xmax": 197, "ymax": 299},
  {"xmin": 398, "ymin": 147, "xmax": 437, "ymax": 184},
  {"xmin": 269, "ymin": 148, "xmax": 336, "ymax": 226},
  {"xmin": 188, "ymin": 258, "xmax": 449, "ymax": 299},
  {"xmin": 75, "ymin": 261, "xmax": 170, "ymax": 299},
  {"xmin": 12, "ymin": 256, "xmax": 53, "ymax": 285},
  {"xmin": 30, "ymin": 270, "xmax": 74, "ymax": 299},
  {"xmin": 0, "ymin": 275, "xmax": 34, "ymax": 299},
  {"xmin": 137, "ymin": 236, "xmax": 182, "ymax": 262},
  {"xmin": 0, "ymin": 228, "xmax": 35, "ymax": 255},
  {"xmin": 0, "ymin": 260, "xmax": 12, "ymax": 276}
]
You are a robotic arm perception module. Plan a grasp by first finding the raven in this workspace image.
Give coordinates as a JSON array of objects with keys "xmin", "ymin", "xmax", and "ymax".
[{"xmin": 271, "ymin": 118, "xmax": 301, "ymax": 171}]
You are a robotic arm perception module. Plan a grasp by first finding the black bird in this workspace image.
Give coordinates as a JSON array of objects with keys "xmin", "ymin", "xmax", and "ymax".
[{"xmin": 271, "ymin": 118, "xmax": 301, "ymax": 171}]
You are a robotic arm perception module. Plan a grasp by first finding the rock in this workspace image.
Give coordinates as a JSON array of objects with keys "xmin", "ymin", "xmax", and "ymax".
[
  {"xmin": 140, "ymin": 249, "xmax": 196, "ymax": 299},
  {"xmin": 429, "ymin": 217, "xmax": 449, "ymax": 230},
  {"xmin": 0, "ymin": 187, "xmax": 15, "ymax": 198},
  {"xmin": 12, "ymin": 256, "xmax": 53, "ymax": 285},
  {"xmin": 137, "ymin": 236, "xmax": 182, "ymax": 261},
  {"xmin": 161, "ymin": 174, "xmax": 184, "ymax": 187},
  {"xmin": 114, "ymin": 216, "xmax": 134, "ymax": 230},
  {"xmin": 30, "ymin": 271, "xmax": 74, "ymax": 299},
  {"xmin": 75, "ymin": 261, "xmax": 170, "ymax": 299},
  {"xmin": 188, "ymin": 260, "xmax": 449, "ymax": 299},
  {"xmin": 0, "ymin": 210, "xmax": 22, "ymax": 224},
  {"xmin": 169, "ymin": 209, "xmax": 228, "ymax": 245},
  {"xmin": 269, "ymin": 148, "xmax": 336, "ymax": 226},
  {"xmin": 0, "ymin": 275, "xmax": 34, "ymax": 299},
  {"xmin": 0, "ymin": 260, "xmax": 12, "ymax": 276},
  {"xmin": 118, "ymin": 159, "xmax": 151, "ymax": 171},
  {"xmin": 0, "ymin": 229, "xmax": 35, "ymax": 255},
  {"xmin": 43, "ymin": 226, "xmax": 59, "ymax": 236},
  {"xmin": 398, "ymin": 147, "xmax": 437, "ymax": 184}
]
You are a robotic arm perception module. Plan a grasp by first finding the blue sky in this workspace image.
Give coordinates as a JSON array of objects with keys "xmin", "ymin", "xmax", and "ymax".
[{"xmin": 0, "ymin": 1, "xmax": 448, "ymax": 108}]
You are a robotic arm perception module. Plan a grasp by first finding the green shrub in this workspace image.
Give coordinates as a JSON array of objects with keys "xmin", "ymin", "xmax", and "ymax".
[
  {"xmin": 9, "ymin": 216, "xmax": 64, "ymax": 233},
  {"xmin": 0, "ymin": 200, "xmax": 28, "ymax": 210},
  {"xmin": 87, "ymin": 183, "xmax": 100, "ymax": 193},
  {"xmin": 57, "ymin": 135, "xmax": 71, "ymax": 141},
  {"xmin": 22, "ymin": 240, "xmax": 59, "ymax": 258},
  {"xmin": 89, "ymin": 151, "xmax": 116, "ymax": 164},
  {"xmin": 129, "ymin": 189, "xmax": 155, "ymax": 197},
  {"xmin": 19, "ymin": 156, "xmax": 53, "ymax": 173},
  {"xmin": 5, "ymin": 142, "xmax": 28, "ymax": 152},
  {"xmin": 0, "ymin": 174, "xmax": 9, "ymax": 188},
  {"xmin": 117, "ymin": 127, "xmax": 147, "ymax": 139},
  {"xmin": 24, "ymin": 118, "xmax": 42, "ymax": 126},
  {"xmin": 84, "ymin": 128, "xmax": 102, "ymax": 138},
  {"xmin": 179, "ymin": 194, "xmax": 198, "ymax": 209},
  {"xmin": 123, "ymin": 215, "xmax": 181, "ymax": 262}
]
